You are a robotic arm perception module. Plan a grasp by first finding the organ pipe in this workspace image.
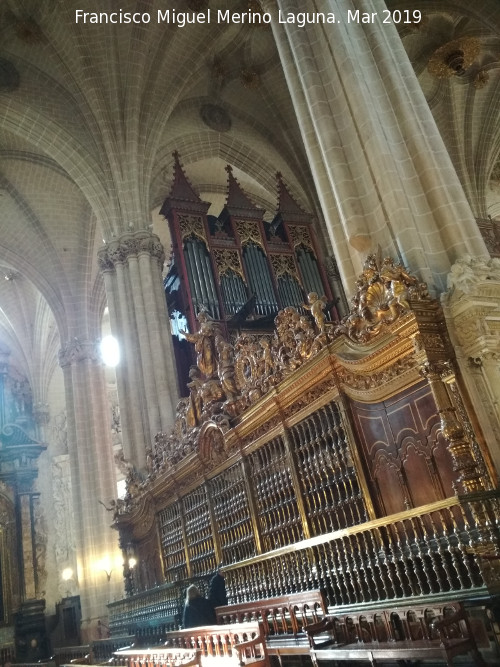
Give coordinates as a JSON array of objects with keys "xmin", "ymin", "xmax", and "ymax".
[{"xmin": 184, "ymin": 242, "xmax": 204, "ymax": 311}]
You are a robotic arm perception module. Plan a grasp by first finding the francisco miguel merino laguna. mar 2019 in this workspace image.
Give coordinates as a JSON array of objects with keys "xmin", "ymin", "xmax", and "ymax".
[{"xmin": 74, "ymin": 8, "xmax": 423, "ymax": 27}]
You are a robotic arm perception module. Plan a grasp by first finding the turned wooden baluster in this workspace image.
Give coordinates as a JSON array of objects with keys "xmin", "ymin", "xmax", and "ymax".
[
  {"xmin": 318, "ymin": 407, "xmax": 348, "ymax": 529},
  {"xmin": 353, "ymin": 532, "xmax": 375, "ymax": 600},
  {"xmin": 375, "ymin": 526, "xmax": 400, "ymax": 598},
  {"xmin": 429, "ymin": 509, "xmax": 461, "ymax": 590},
  {"xmin": 344, "ymin": 534, "xmax": 365, "ymax": 603},
  {"xmin": 407, "ymin": 515, "xmax": 435, "ymax": 594},
  {"xmin": 398, "ymin": 519, "xmax": 427, "ymax": 596},
  {"xmin": 360, "ymin": 530, "xmax": 385, "ymax": 600},
  {"xmin": 302, "ymin": 418, "xmax": 328, "ymax": 533},
  {"xmin": 447, "ymin": 504, "xmax": 476, "ymax": 587},
  {"xmin": 391, "ymin": 522, "xmax": 419, "ymax": 597},
  {"xmin": 309, "ymin": 413, "xmax": 335, "ymax": 531}
]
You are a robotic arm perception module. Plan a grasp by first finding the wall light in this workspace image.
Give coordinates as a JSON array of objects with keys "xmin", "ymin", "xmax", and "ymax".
[{"xmin": 100, "ymin": 335, "xmax": 120, "ymax": 367}]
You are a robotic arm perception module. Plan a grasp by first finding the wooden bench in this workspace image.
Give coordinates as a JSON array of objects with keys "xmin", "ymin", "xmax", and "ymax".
[
  {"xmin": 112, "ymin": 647, "xmax": 202, "ymax": 667},
  {"xmin": 161, "ymin": 621, "xmax": 269, "ymax": 667},
  {"xmin": 305, "ymin": 602, "xmax": 487, "ymax": 666},
  {"xmin": 216, "ymin": 590, "xmax": 327, "ymax": 665}
]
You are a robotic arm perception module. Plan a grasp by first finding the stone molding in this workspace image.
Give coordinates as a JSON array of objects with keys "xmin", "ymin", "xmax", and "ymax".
[
  {"xmin": 443, "ymin": 257, "xmax": 500, "ymax": 361},
  {"xmin": 446, "ymin": 256, "xmax": 500, "ymax": 296},
  {"xmin": 97, "ymin": 229, "xmax": 165, "ymax": 272},
  {"xmin": 58, "ymin": 338, "xmax": 101, "ymax": 368}
]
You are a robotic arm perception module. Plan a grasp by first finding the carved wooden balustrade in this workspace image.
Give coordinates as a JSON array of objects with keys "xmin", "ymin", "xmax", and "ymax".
[
  {"xmin": 223, "ymin": 491, "xmax": 500, "ymax": 608},
  {"xmin": 108, "ymin": 581, "xmax": 183, "ymax": 638},
  {"xmin": 111, "ymin": 256, "xmax": 499, "ymax": 637}
]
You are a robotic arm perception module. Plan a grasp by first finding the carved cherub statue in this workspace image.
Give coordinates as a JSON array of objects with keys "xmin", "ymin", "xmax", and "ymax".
[
  {"xmin": 304, "ymin": 292, "xmax": 328, "ymax": 333},
  {"xmin": 180, "ymin": 310, "xmax": 217, "ymax": 379}
]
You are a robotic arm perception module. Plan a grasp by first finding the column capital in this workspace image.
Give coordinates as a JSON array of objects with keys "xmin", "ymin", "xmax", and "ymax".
[
  {"xmin": 33, "ymin": 402, "xmax": 50, "ymax": 425},
  {"xmin": 98, "ymin": 229, "xmax": 165, "ymax": 272},
  {"xmin": 443, "ymin": 257, "xmax": 500, "ymax": 360},
  {"xmin": 59, "ymin": 338, "xmax": 101, "ymax": 368}
]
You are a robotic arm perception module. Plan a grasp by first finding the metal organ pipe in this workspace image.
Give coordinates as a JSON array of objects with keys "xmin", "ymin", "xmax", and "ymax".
[
  {"xmin": 184, "ymin": 242, "xmax": 203, "ymax": 311},
  {"xmin": 254, "ymin": 248, "xmax": 267, "ymax": 315},
  {"xmin": 243, "ymin": 244, "xmax": 261, "ymax": 314},
  {"xmin": 297, "ymin": 248, "xmax": 316, "ymax": 294},
  {"xmin": 202, "ymin": 252, "xmax": 220, "ymax": 319},
  {"xmin": 257, "ymin": 248, "xmax": 277, "ymax": 314},
  {"xmin": 224, "ymin": 272, "xmax": 235, "ymax": 315},
  {"xmin": 236, "ymin": 274, "xmax": 247, "ymax": 312},
  {"xmin": 192, "ymin": 241, "xmax": 211, "ymax": 315}
]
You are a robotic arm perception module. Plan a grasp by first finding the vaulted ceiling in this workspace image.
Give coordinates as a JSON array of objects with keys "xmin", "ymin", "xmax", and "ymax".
[{"xmin": 0, "ymin": 0, "xmax": 498, "ymax": 396}]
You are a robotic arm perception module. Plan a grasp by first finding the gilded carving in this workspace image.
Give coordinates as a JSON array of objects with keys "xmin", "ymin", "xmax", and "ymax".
[
  {"xmin": 304, "ymin": 292, "xmax": 328, "ymax": 333},
  {"xmin": 178, "ymin": 214, "xmax": 207, "ymax": 243},
  {"xmin": 213, "ymin": 248, "xmax": 245, "ymax": 280},
  {"xmin": 428, "ymin": 37, "xmax": 480, "ymax": 78},
  {"xmin": 289, "ymin": 225, "xmax": 313, "ymax": 250},
  {"xmin": 118, "ymin": 256, "xmax": 486, "ymax": 514},
  {"xmin": 337, "ymin": 355, "xmax": 416, "ymax": 392},
  {"xmin": 235, "ymin": 221, "xmax": 264, "ymax": 249},
  {"xmin": 270, "ymin": 254, "xmax": 297, "ymax": 278},
  {"xmin": 334, "ymin": 255, "xmax": 430, "ymax": 343},
  {"xmin": 282, "ymin": 378, "xmax": 336, "ymax": 420},
  {"xmin": 419, "ymin": 362, "xmax": 484, "ymax": 493}
]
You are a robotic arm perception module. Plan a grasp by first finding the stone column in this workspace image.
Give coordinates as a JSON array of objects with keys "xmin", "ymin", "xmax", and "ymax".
[
  {"xmin": 32, "ymin": 402, "xmax": 50, "ymax": 442},
  {"xmin": 442, "ymin": 257, "xmax": 500, "ymax": 481},
  {"xmin": 263, "ymin": 0, "xmax": 487, "ymax": 294},
  {"xmin": 19, "ymin": 490, "xmax": 37, "ymax": 599},
  {"xmin": 98, "ymin": 229, "xmax": 178, "ymax": 469},
  {"xmin": 59, "ymin": 338, "xmax": 122, "ymax": 641}
]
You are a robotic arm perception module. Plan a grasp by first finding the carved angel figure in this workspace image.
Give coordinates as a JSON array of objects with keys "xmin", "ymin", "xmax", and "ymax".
[
  {"xmin": 181, "ymin": 311, "xmax": 217, "ymax": 379},
  {"xmin": 304, "ymin": 292, "xmax": 328, "ymax": 333},
  {"xmin": 216, "ymin": 336, "xmax": 239, "ymax": 401},
  {"xmin": 186, "ymin": 366, "xmax": 204, "ymax": 427}
]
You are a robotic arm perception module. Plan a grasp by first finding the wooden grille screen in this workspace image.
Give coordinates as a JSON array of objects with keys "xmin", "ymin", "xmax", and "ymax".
[
  {"xmin": 248, "ymin": 435, "xmax": 303, "ymax": 551},
  {"xmin": 210, "ymin": 462, "xmax": 256, "ymax": 563},
  {"xmin": 157, "ymin": 400, "xmax": 367, "ymax": 581},
  {"xmin": 158, "ymin": 503, "xmax": 187, "ymax": 581},
  {"xmin": 290, "ymin": 402, "xmax": 368, "ymax": 533},
  {"xmin": 182, "ymin": 486, "xmax": 216, "ymax": 576}
]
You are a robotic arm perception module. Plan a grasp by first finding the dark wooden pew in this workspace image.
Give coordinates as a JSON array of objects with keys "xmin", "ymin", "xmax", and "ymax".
[
  {"xmin": 216, "ymin": 590, "xmax": 327, "ymax": 664},
  {"xmin": 305, "ymin": 602, "xmax": 487, "ymax": 666},
  {"xmin": 160, "ymin": 621, "xmax": 269, "ymax": 667},
  {"xmin": 112, "ymin": 647, "xmax": 202, "ymax": 667}
]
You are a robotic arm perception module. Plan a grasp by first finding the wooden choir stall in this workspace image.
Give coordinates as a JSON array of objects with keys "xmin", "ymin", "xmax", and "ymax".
[{"xmin": 103, "ymin": 250, "xmax": 500, "ymax": 667}]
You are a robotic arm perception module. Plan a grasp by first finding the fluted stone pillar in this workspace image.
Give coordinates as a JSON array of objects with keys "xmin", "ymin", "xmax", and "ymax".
[
  {"xmin": 59, "ymin": 338, "xmax": 121, "ymax": 641},
  {"xmin": 263, "ymin": 0, "xmax": 487, "ymax": 294},
  {"xmin": 98, "ymin": 229, "xmax": 178, "ymax": 469}
]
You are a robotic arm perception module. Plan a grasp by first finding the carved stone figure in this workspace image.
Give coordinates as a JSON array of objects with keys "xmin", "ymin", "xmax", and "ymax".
[{"xmin": 447, "ymin": 255, "xmax": 498, "ymax": 293}]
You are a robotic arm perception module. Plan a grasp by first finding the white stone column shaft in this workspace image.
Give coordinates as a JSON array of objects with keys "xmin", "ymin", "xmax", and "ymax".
[
  {"xmin": 98, "ymin": 230, "xmax": 178, "ymax": 469},
  {"xmin": 266, "ymin": 0, "xmax": 488, "ymax": 294},
  {"xmin": 59, "ymin": 340, "xmax": 121, "ymax": 639},
  {"xmin": 138, "ymin": 250, "xmax": 179, "ymax": 429}
]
